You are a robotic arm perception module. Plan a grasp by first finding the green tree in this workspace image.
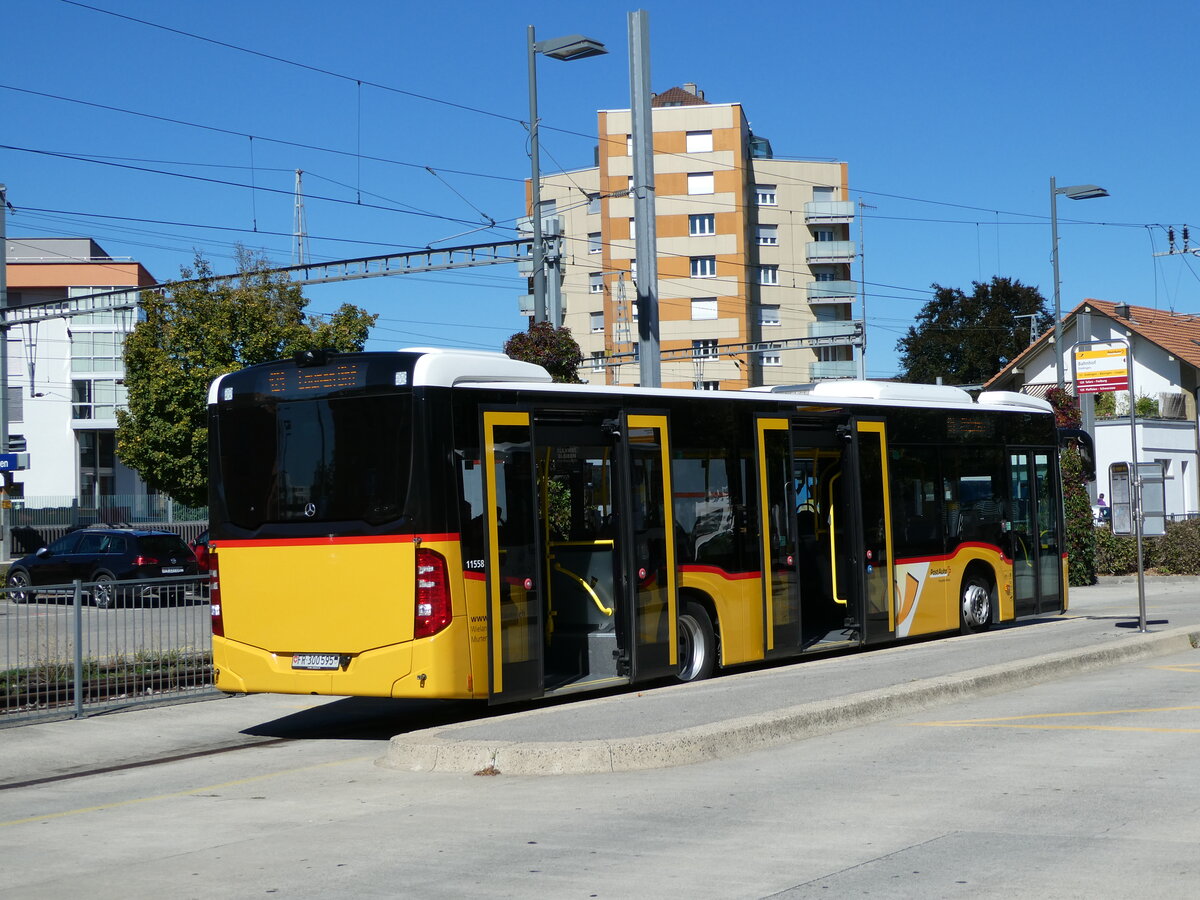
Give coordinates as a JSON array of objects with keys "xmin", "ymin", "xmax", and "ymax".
[
  {"xmin": 896, "ymin": 277, "xmax": 1052, "ymax": 385},
  {"xmin": 503, "ymin": 321, "xmax": 583, "ymax": 383},
  {"xmin": 116, "ymin": 249, "xmax": 377, "ymax": 507}
]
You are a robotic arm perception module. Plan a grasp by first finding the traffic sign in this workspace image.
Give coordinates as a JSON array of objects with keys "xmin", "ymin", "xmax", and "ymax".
[{"xmin": 0, "ymin": 453, "xmax": 30, "ymax": 471}]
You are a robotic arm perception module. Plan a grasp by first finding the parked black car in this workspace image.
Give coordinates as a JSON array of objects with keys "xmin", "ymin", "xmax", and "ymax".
[{"xmin": 5, "ymin": 527, "xmax": 200, "ymax": 608}]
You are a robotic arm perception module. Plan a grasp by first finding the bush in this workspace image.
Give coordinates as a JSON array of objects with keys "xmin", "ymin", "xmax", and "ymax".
[
  {"xmin": 1154, "ymin": 519, "xmax": 1200, "ymax": 575},
  {"xmin": 1093, "ymin": 525, "xmax": 1139, "ymax": 575}
]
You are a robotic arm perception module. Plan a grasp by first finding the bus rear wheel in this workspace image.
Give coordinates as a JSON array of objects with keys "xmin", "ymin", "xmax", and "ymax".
[
  {"xmin": 678, "ymin": 601, "xmax": 716, "ymax": 682},
  {"xmin": 960, "ymin": 574, "xmax": 992, "ymax": 634}
]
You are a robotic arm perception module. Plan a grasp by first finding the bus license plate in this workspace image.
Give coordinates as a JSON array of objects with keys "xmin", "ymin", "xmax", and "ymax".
[{"xmin": 292, "ymin": 653, "xmax": 341, "ymax": 670}]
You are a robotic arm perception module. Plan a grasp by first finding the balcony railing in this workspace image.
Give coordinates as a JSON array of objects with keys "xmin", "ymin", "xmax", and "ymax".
[
  {"xmin": 805, "ymin": 240, "xmax": 857, "ymax": 264},
  {"xmin": 807, "ymin": 280, "xmax": 857, "ymax": 302},
  {"xmin": 804, "ymin": 200, "xmax": 855, "ymax": 223},
  {"xmin": 811, "ymin": 359, "xmax": 857, "ymax": 380},
  {"xmin": 807, "ymin": 321, "xmax": 859, "ymax": 342}
]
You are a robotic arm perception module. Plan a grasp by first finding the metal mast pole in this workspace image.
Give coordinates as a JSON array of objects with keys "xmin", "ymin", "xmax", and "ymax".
[
  {"xmin": 0, "ymin": 184, "xmax": 9, "ymax": 564},
  {"xmin": 629, "ymin": 9, "xmax": 660, "ymax": 387},
  {"xmin": 1050, "ymin": 176, "xmax": 1064, "ymax": 390},
  {"xmin": 527, "ymin": 26, "xmax": 547, "ymax": 324}
]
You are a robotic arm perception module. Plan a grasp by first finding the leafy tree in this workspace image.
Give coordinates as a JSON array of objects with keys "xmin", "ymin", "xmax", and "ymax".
[
  {"xmin": 116, "ymin": 249, "xmax": 377, "ymax": 507},
  {"xmin": 503, "ymin": 321, "xmax": 583, "ymax": 383},
  {"xmin": 896, "ymin": 277, "xmax": 1052, "ymax": 385}
]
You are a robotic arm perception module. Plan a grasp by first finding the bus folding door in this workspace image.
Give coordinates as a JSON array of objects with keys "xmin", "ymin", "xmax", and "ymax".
[
  {"xmin": 618, "ymin": 413, "xmax": 678, "ymax": 681},
  {"xmin": 482, "ymin": 410, "xmax": 544, "ymax": 703}
]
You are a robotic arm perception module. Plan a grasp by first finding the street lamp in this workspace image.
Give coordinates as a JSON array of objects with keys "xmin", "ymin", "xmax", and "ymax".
[
  {"xmin": 1051, "ymin": 177, "xmax": 1109, "ymax": 389},
  {"xmin": 527, "ymin": 28, "xmax": 608, "ymax": 324}
]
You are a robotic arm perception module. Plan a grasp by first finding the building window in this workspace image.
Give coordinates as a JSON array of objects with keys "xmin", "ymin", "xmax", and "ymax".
[
  {"xmin": 588, "ymin": 232, "xmax": 602, "ymax": 254},
  {"xmin": 756, "ymin": 184, "xmax": 777, "ymax": 206},
  {"xmin": 759, "ymin": 265, "xmax": 779, "ymax": 286},
  {"xmin": 628, "ymin": 217, "xmax": 636, "ymax": 242},
  {"xmin": 691, "ymin": 298, "xmax": 718, "ymax": 320},
  {"xmin": 687, "ymin": 172, "xmax": 715, "ymax": 195},
  {"xmin": 757, "ymin": 224, "xmax": 778, "ymax": 246},
  {"xmin": 628, "ymin": 176, "xmax": 635, "ymax": 195},
  {"xmin": 6, "ymin": 387, "xmax": 22, "ymax": 423},
  {"xmin": 689, "ymin": 214, "xmax": 716, "ymax": 236},
  {"xmin": 587, "ymin": 193, "xmax": 601, "ymax": 214},
  {"xmin": 589, "ymin": 272, "xmax": 604, "ymax": 294},
  {"xmin": 691, "ymin": 256, "xmax": 717, "ymax": 278},
  {"xmin": 626, "ymin": 134, "xmax": 633, "ymax": 155},
  {"xmin": 72, "ymin": 379, "xmax": 127, "ymax": 421},
  {"xmin": 590, "ymin": 311, "xmax": 605, "ymax": 333},
  {"xmin": 700, "ymin": 381, "xmax": 720, "ymax": 391},
  {"xmin": 762, "ymin": 353, "xmax": 782, "ymax": 366},
  {"xmin": 71, "ymin": 331, "xmax": 124, "ymax": 373},
  {"xmin": 591, "ymin": 351, "xmax": 605, "ymax": 372},
  {"xmin": 759, "ymin": 305, "xmax": 781, "ymax": 326},
  {"xmin": 629, "ymin": 260, "xmax": 637, "ymax": 286},
  {"xmin": 78, "ymin": 430, "xmax": 116, "ymax": 505},
  {"xmin": 686, "ymin": 131, "xmax": 713, "ymax": 153},
  {"xmin": 692, "ymin": 339, "xmax": 718, "ymax": 359},
  {"xmin": 814, "ymin": 229, "xmax": 835, "ymax": 242}
]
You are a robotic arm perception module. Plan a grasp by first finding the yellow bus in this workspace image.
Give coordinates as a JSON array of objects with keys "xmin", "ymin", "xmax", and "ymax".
[{"xmin": 207, "ymin": 348, "xmax": 1087, "ymax": 703}]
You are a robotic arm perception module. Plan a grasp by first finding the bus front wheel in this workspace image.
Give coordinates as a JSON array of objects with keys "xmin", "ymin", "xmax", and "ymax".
[
  {"xmin": 960, "ymin": 574, "xmax": 992, "ymax": 634},
  {"xmin": 678, "ymin": 601, "xmax": 716, "ymax": 682}
]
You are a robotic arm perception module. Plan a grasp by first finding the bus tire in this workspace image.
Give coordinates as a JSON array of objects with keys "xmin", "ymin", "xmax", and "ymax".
[
  {"xmin": 959, "ymin": 572, "xmax": 992, "ymax": 634},
  {"xmin": 678, "ymin": 601, "xmax": 716, "ymax": 682}
]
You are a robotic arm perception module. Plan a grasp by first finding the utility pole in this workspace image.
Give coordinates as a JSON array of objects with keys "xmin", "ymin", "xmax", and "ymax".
[
  {"xmin": 629, "ymin": 9, "xmax": 660, "ymax": 387},
  {"xmin": 293, "ymin": 170, "xmax": 309, "ymax": 266},
  {"xmin": 857, "ymin": 198, "xmax": 875, "ymax": 379},
  {"xmin": 0, "ymin": 184, "xmax": 10, "ymax": 564}
]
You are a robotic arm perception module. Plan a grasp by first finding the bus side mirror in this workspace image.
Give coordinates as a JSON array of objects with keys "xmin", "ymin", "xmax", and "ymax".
[{"xmin": 1058, "ymin": 428, "xmax": 1096, "ymax": 482}]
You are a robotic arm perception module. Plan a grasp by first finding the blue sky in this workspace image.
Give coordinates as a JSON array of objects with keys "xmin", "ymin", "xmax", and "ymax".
[{"xmin": 4, "ymin": 0, "xmax": 1198, "ymax": 379}]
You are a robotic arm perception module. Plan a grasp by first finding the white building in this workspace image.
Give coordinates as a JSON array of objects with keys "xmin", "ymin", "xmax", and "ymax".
[
  {"xmin": 4, "ymin": 237, "xmax": 158, "ymax": 516},
  {"xmin": 987, "ymin": 298, "xmax": 1200, "ymax": 520}
]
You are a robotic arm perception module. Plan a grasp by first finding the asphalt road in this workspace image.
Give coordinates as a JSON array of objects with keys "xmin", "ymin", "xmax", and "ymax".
[{"xmin": 1, "ymin": 578, "xmax": 1198, "ymax": 898}]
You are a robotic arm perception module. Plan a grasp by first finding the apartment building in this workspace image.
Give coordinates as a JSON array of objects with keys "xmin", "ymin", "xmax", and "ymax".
[
  {"xmin": 535, "ymin": 83, "xmax": 857, "ymax": 389},
  {"xmin": 3, "ymin": 237, "xmax": 155, "ymax": 510}
]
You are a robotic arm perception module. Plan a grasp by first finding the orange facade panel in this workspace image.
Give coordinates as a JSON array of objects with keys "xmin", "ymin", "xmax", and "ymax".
[{"xmin": 7, "ymin": 262, "xmax": 153, "ymax": 289}]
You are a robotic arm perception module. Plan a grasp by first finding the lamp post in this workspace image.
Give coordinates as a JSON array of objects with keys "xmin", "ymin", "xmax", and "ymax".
[
  {"xmin": 1050, "ymin": 177, "xmax": 1109, "ymax": 389},
  {"xmin": 527, "ymin": 28, "xmax": 607, "ymax": 325}
]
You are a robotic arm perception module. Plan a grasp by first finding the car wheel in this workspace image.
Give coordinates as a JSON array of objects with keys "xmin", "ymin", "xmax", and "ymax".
[
  {"xmin": 677, "ymin": 601, "xmax": 717, "ymax": 683},
  {"xmin": 92, "ymin": 572, "xmax": 119, "ymax": 609},
  {"xmin": 960, "ymin": 573, "xmax": 992, "ymax": 634},
  {"xmin": 7, "ymin": 568, "xmax": 36, "ymax": 604}
]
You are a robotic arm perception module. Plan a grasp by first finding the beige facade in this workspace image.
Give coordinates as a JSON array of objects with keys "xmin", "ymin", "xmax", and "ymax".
[{"xmin": 534, "ymin": 85, "xmax": 856, "ymax": 389}]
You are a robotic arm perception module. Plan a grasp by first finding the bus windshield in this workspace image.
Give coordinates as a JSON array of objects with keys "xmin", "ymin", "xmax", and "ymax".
[{"xmin": 218, "ymin": 393, "xmax": 411, "ymax": 528}]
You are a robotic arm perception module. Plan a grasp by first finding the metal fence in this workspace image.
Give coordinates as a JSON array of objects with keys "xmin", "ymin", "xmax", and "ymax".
[{"xmin": 0, "ymin": 574, "xmax": 217, "ymax": 724}]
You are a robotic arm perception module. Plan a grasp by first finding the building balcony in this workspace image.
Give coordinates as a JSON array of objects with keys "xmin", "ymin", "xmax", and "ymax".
[
  {"xmin": 807, "ymin": 321, "xmax": 859, "ymax": 342},
  {"xmin": 806, "ymin": 280, "xmax": 857, "ymax": 303},
  {"xmin": 805, "ymin": 240, "xmax": 856, "ymax": 264},
  {"xmin": 804, "ymin": 200, "xmax": 855, "ymax": 224},
  {"xmin": 811, "ymin": 359, "xmax": 857, "ymax": 380}
]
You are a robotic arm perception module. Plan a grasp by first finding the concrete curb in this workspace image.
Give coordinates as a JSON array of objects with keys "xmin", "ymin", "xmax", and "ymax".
[{"xmin": 379, "ymin": 626, "xmax": 1200, "ymax": 776}]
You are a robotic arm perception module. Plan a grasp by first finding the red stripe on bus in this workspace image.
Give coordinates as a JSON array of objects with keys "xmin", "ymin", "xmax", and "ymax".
[
  {"xmin": 895, "ymin": 542, "xmax": 1010, "ymax": 567},
  {"xmin": 215, "ymin": 533, "xmax": 460, "ymax": 549}
]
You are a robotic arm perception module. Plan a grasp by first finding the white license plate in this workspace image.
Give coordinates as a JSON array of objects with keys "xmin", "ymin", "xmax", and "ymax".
[
  {"xmin": 292, "ymin": 653, "xmax": 341, "ymax": 671},
  {"xmin": 162, "ymin": 567, "xmax": 184, "ymax": 574}
]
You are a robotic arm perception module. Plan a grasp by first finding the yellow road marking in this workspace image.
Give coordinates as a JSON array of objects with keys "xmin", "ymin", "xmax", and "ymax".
[
  {"xmin": 910, "ymin": 704, "xmax": 1200, "ymax": 732},
  {"xmin": 0, "ymin": 754, "xmax": 375, "ymax": 828},
  {"xmin": 1150, "ymin": 664, "xmax": 1200, "ymax": 673}
]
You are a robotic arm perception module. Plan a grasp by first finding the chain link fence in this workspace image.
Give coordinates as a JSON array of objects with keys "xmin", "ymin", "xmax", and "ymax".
[{"xmin": 1, "ymin": 574, "xmax": 216, "ymax": 724}]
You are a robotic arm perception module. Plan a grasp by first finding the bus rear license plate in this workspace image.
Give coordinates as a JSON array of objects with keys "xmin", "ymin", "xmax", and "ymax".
[{"xmin": 292, "ymin": 653, "xmax": 341, "ymax": 670}]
